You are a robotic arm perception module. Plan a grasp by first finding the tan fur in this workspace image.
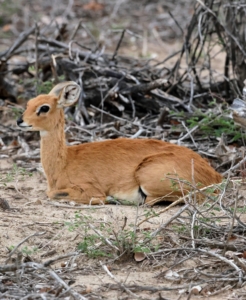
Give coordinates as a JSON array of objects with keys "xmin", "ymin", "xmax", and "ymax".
[{"xmin": 17, "ymin": 82, "xmax": 222, "ymax": 205}]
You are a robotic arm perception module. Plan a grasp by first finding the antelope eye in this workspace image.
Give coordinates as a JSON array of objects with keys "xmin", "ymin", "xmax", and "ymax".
[{"xmin": 37, "ymin": 105, "xmax": 50, "ymax": 115}]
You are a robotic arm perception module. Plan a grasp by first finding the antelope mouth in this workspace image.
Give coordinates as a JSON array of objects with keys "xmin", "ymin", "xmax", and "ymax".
[{"xmin": 17, "ymin": 123, "xmax": 33, "ymax": 131}]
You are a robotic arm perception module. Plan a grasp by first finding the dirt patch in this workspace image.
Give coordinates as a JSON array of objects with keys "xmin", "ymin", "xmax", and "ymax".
[{"xmin": 1, "ymin": 158, "xmax": 246, "ymax": 299}]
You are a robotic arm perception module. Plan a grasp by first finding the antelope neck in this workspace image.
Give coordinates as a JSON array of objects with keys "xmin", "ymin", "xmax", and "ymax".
[{"xmin": 40, "ymin": 114, "xmax": 68, "ymax": 188}]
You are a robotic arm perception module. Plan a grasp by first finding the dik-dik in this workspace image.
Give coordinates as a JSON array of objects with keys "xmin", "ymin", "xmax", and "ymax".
[{"xmin": 17, "ymin": 81, "xmax": 222, "ymax": 205}]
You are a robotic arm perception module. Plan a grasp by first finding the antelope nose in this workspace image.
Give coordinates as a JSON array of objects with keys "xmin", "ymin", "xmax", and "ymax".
[{"xmin": 17, "ymin": 117, "xmax": 23, "ymax": 126}]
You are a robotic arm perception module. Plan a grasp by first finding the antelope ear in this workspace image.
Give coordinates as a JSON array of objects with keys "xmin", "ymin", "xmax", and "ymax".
[{"xmin": 49, "ymin": 81, "xmax": 81, "ymax": 107}]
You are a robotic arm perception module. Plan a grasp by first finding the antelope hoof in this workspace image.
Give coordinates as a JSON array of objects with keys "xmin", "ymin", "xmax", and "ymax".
[
  {"xmin": 54, "ymin": 192, "xmax": 69, "ymax": 198},
  {"xmin": 47, "ymin": 190, "xmax": 70, "ymax": 199}
]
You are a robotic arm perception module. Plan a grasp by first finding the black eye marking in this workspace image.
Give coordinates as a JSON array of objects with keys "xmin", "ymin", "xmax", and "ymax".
[{"xmin": 37, "ymin": 105, "xmax": 50, "ymax": 116}]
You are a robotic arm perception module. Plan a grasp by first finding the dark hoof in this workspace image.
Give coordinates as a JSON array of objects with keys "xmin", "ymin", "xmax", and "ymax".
[{"xmin": 54, "ymin": 192, "xmax": 69, "ymax": 198}]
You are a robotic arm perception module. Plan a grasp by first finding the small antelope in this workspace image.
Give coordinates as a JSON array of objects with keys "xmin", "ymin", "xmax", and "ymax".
[{"xmin": 17, "ymin": 82, "xmax": 222, "ymax": 205}]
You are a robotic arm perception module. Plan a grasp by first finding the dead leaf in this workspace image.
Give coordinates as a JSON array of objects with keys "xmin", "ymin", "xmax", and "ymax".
[
  {"xmin": 191, "ymin": 285, "xmax": 202, "ymax": 295},
  {"xmin": 34, "ymin": 199, "xmax": 42, "ymax": 205},
  {"xmin": 214, "ymin": 136, "xmax": 237, "ymax": 163},
  {"xmin": 170, "ymin": 120, "xmax": 181, "ymax": 125},
  {"xmin": 106, "ymin": 265, "xmax": 112, "ymax": 271},
  {"xmin": 0, "ymin": 198, "xmax": 11, "ymax": 210},
  {"xmin": 134, "ymin": 252, "xmax": 146, "ymax": 262},
  {"xmin": 79, "ymin": 285, "xmax": 92, "ymax": 295},
  {"xmin": 165, "ymin": 270, "xmax": 179, "ymax": 279},
  {"xmin": 2, "ymin": 279, "xmax": 13, "ymax": 286},
  {"xmin": 10, "ymin": 139, "xmax": 19, "ymax": 147},
  {"xmin": 225, "ymin": 251, "xmax": 242, "ymax": 259},
  {"xmin": 228, "ymin": 235, "xmax": 237, "ymax": 241},
  {"xmin": 39, "ymin": 287, "xmax": 52, "ymax": 293},
  {"xmin": 60, "ymin": 262, "xmax": 67, "ymax": 267},
  {"xmin": 2, "ymin": 24, "xmax": 11, "ymax": 32},
  {"xmin": 142, "ymin": 227, "xmax": 151, "ymax": 231},
  {"xmin": 230, "ymin": 98, "xmax": 246, "ymax": 128},
  {"xmin": 83, "ymin": 1, "xmax": 104, "ymax": 11}
]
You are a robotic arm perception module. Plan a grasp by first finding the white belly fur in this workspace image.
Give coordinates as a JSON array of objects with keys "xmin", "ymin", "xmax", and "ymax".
[{"xmin": 112, "ymin": 189, "xmax": 141, "ymax": 205}]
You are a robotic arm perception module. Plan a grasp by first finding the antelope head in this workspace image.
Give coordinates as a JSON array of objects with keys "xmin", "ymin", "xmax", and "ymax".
[{"xmin": 17, "ymin": 81, "xmax": 81, "ymax": 133}]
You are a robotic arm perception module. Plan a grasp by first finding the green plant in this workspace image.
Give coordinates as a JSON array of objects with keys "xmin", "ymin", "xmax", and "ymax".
[
  {"xmin": 186, "ymin": 111, "xmax": 243, "ymax": 141},
  {"xmin": 170, "ymin": 108, "xmax": 244, "ymax": 142},
  {"xmin": 172, "ymin": 224, "xmax": 187, "ymax": 234},
  {"xmin": 36, "ymin": 76, "xmax": 66, "ymax": 94},
  {"xmin": 11, "ymin": 107, "xmax": 24, "ymax": 118},
  {"xmin": 65, "ymin": 210, "xmax": 162, "ymax": 259},
  {"xmin": 17, "ymin": 76, "xmax": 65, "ymax": 101},
  {"xmin": 0, "ymin": 0, "xmax": 20, "ymax": 26},
  {"xmin": 0, "ymin": 164, "xmax": 33, "ymax": 185},
  {"xmin": 143, "ymin": 208, "xmax": 159, "ymax": 219},
  {"xmin": 7, "ymin": 245, "xmax": 38, "ymax": 257},
  {"xmin": 21, "ymin": 246, "xmax": 38, "ymax": 256},
  {"xmin": 37, "ymin": 80, "xmax": 54, "ymax": 95}
]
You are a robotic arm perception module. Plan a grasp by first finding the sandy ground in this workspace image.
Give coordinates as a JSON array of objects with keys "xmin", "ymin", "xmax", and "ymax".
[{"xmin": 1, "ymin": 158, "xmax": 245, "ymax": 299}]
